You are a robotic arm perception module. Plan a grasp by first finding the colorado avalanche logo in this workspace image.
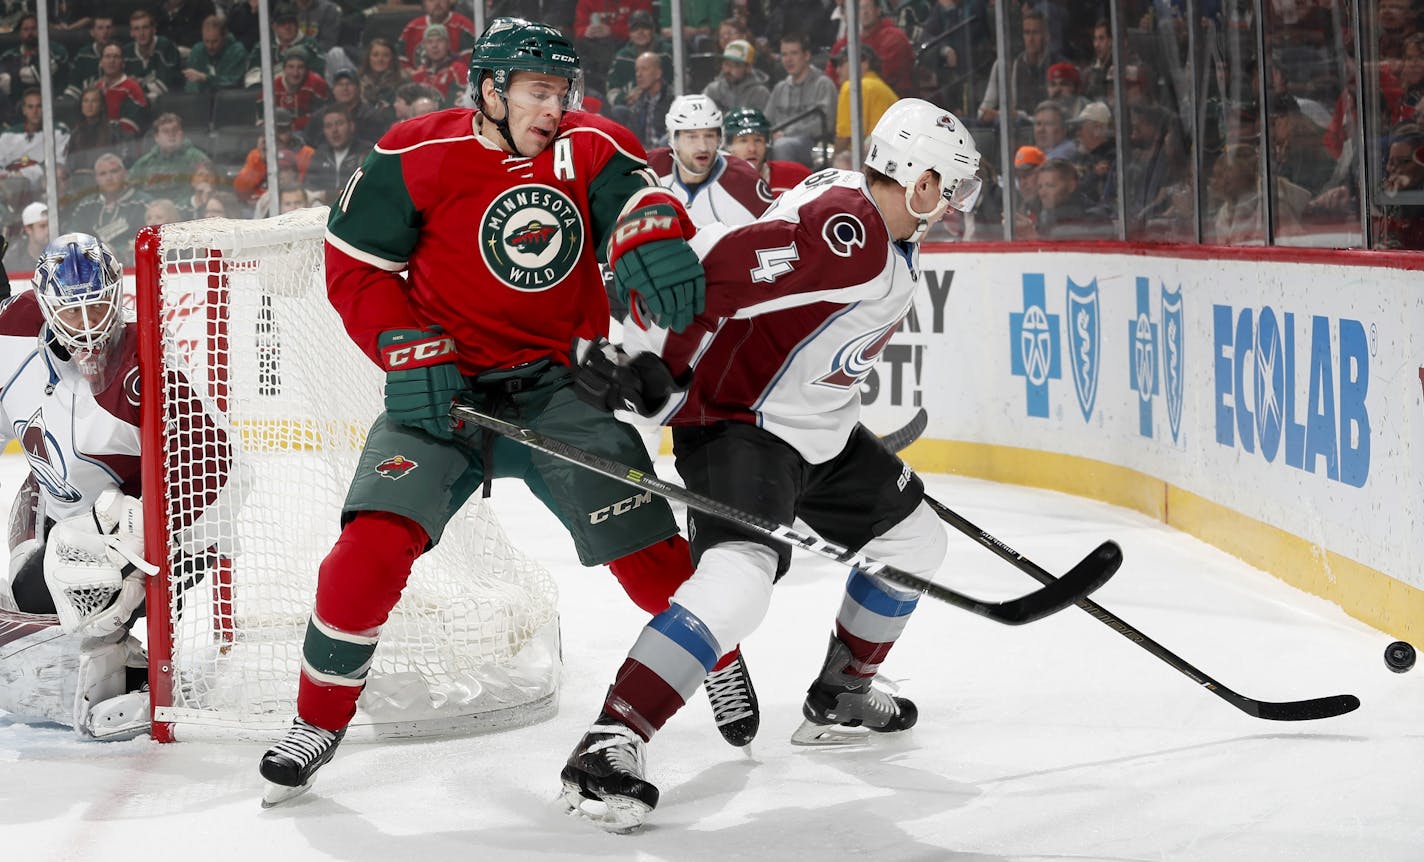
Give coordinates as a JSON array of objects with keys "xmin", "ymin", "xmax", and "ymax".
[
  {"xmin": 821, "ymin": 213, "xmax": 866, "ymax": 258},
  {"xmin": 507, "ymin": 220, "xmax": 559, "ymax": 255},
  {"xmin": 375, "ymin": 455, "xmax": 418, "ymax": 480},
  {"xmin": 17, "ymin": 409, "xmax": 82, "ymax": 502},
  {"xmin": 1066, "ymin": 278, "xmax": 1100, "ymax": 422},
  {"xmin": 816, "ymin": 320, "xmax": 900, "ymax": 389},
  {"xmin": 1161, "ymin": 284, "xmax": 1184, "ymax": 442}
]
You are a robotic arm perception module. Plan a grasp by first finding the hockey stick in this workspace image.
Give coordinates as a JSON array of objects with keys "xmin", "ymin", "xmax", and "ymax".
[
  {"xmin": 451, "ymin": 402, "xmax": 1118, "ymax": 625},
  {"xmin": 875, "ymin": 407, "xmax": 929, "ymax": 453},
  {"xmin": 923, "ymin": 494, "xmax": 1361, "ymax": 721}
]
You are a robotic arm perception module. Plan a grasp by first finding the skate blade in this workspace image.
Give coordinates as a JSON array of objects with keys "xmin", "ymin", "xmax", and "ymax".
[
  {"xmin": 558, "ymin": 785, "xmax": 651, "ymax": 833},
  {"xmin": 790, "ymin": 718, "xmax": 871, "ymax": 747},
  {"xmin": 261, "ymin": 780, "xmax": 314, "ymax": 809}
]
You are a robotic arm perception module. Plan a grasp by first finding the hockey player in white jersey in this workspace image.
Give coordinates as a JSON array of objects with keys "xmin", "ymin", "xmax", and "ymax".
[
  {"xmin": 648, "ymin": 94, "xmax": 774, "ymax": 228},
  {"xmin": 0, "ymin": 234, "xmax": 224, "ymax": 740},
  {"xmin": 562, "ymin": 99, "xmax": 983, "ymax": 831}
]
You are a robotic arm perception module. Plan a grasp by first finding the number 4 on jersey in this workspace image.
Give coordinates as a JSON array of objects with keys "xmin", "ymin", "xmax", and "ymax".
[{"xmin": 750, "ymin": 243, "xmax": 798, "ymax": 283}]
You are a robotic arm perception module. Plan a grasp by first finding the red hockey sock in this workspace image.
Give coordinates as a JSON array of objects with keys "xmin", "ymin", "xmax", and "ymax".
[
  {"xmin": 608, "ymin": 536, "xmax": 741, "ymax": 672},
  {"xmin": 297, "ymin": 511, "xmax": 428, "ymax": 731}
]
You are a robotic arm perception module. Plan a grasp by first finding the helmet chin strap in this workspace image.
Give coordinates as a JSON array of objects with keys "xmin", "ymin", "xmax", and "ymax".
[
  {"xmin": 488, "ymin": 94, "xmax": 529, "ymax": 158},
  {"xmin": 904, "ymin": 180, "xmax": 949, "ymax": 243}
]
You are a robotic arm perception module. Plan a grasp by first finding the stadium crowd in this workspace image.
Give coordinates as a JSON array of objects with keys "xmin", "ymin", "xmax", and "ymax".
[{"xmin": 0, "ymin": 0, "xmax": 1416, "ymax": 274}]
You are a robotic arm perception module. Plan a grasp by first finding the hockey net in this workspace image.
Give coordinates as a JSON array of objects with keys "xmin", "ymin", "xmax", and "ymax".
[{"xmin": 134, "ymin": 207, "xmax": 560, "ymax": 742}]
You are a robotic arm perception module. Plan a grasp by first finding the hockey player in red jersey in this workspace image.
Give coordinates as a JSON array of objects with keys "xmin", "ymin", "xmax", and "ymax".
[
  {"xmin": 561, "ymin": 99, "xmax": 984, "ymax": 831},
  {"xmin": 0, "ymin": 234, "xmax": 225, "ymax": 741},
  {"xmin": 647, "ymin": 94, "xmax": 774, "ymax": 227},
  {"xmin": 258, "ymin": 17, "xmax": 754, "ymax": 807},
  {"xmin": 723, "ymin": 107, "xmax": 814, "ymax": 197}
]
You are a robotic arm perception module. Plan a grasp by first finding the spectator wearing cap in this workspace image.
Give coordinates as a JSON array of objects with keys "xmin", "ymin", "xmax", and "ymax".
[
  {"xmin": 1082, "ymin": 19, "xmax": 1113, "ymax": 102},
  {"xmin": 314, "ymin": 69, "xmax": 393, "ymax": 143},
  {"xmin": 832, "ymin": 46, "xmax": 898, "ymax": 159},
  {"xmin": 184, "ymin": 15, "xmax": 248, "ymax": 92},
  {"xmin": 156, "ymin": 0, "xmax": 216, "ymax": 54},
  {"xmin": 358, "ymin": 38, "xmax": 410, "ymax": 109},
  {"xmin": 246, "ymin": 4, "xmax": 326, "ymax": 86},
  {"xmin": 825, "ymin": 0, "xmax": 915, "ymax": 97},
  {"xmin": 97, "ymin": 42, "xmax": 152, "ymax": 136},
  {"xmin": 71, "ymin": 153, "xmax": 150, "ymax": 265},
  {"xmin": 124, "ymin": 9, "xmax": 184, "ymax": 99},
  {"xmin": 129, "ymin": 112, "xmax": 213, "ymax": 204},
  {"xmin": 702, "ymin": 40, "xmax": 770, "ymax": 114},
  {"xmin": 574, "ymin": 0, "xmax": 655, "ymax": 94},
  {"xmin": 1032, "ymin": 100, "xmax": 1075, "ymax": 161},
  {"xmin": 978, "ymin": 9, "xmax": 1062, "ymax": 126},
  {"xmin": 606, "ymin": 10, "xmax": 670, "ymax": 107},
  {"xmin": 658, "ymin": 0, "xmax": 724, "ymax": 54},
  {"xmin": 1046, "ymin": 62, "xmax": 1086, "ymax": 122},
  {"xmin": 399, "ymin": 0, "xmax": 476, "ymax": 65},
  {"xmin": 410, "ymin": 24, "xmax": 468, "ymax": 104},
  {"xmin": 269, "ymin": 47, "xmax": 329, "ymax": 132},
  {"xmin": 765, "ymin": 32, "xmax": 837, "ymax": 168},
  {"xmin": 1011, "ymin": 145, "xmax": 1046, "ymax": 233},
  {"xmin": 234, "ymin": 108, "xmax": 315, "ymax": 202},
  {"xmin": 1070, "ymin": 101, "xmax": 1116, "ymax": 209},
  {"xmin": 291, "ymin": 0, "xmax": 343, "ymax": 54},
  {"xmin": 609, "ymin": 50, "xmax": 674, "ymax": 148},
  {"xmin": 304, "ymin": 109, "xmax": 372, "ymax": 205},
  {"xmin": 1270, "ymin": 93, "xmax": 1335, "ymax": 195},
  {"xmin": 4, "ymin": 200, "xmax": 48, "ymax": 276}
]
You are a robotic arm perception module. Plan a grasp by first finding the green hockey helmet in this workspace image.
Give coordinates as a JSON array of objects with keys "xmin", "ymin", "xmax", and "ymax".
[
  {"xmin": 723, "ymin": 107, "xmax": 771, "ymax": 141},
  {"xmin": 469, "ymin": 17, "xmax": 583, "ymax": 111}
]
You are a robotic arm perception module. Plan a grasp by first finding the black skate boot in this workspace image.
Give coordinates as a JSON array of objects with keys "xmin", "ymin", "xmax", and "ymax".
[
  {"xmin": 259, "ymin": 718, "xmax": 347, "ymax": 808},
  {"xmin": 791, "ymin": 634, "xmax": 918, "ymax": 746},
  {"xmin": 560, "ymin": 720, "xmax": 660, "ymax": 833},
  {"xmin": 704, "ymin": 653, "xmax": 760, "ymax": 747}
]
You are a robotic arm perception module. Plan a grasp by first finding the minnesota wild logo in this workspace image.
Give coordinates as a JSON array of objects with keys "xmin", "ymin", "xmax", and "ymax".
[{"xmin": 479, "ymin": 184, "xmax": 585, "ymax": 291}]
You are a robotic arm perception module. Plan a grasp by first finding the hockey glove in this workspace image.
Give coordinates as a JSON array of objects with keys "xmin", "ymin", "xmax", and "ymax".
[
  {"xmin": 607, "ymin": 201, "xmax": 705, "ymax": 334},
  {"xmin": 378, "ymin": 327, "xmax": 464, "ymax": 440},
  {"xmin": 572, "ymin": 337, "xmax": 690, "ymax": 417}
]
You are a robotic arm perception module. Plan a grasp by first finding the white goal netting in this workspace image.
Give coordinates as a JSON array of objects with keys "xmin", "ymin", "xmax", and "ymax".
[{"xmin": 138, "ymin": 207, "xmax": 560, "ymax": 741}]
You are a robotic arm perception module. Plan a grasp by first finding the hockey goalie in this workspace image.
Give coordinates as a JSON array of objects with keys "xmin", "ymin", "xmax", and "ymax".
[{"xmin": 0, "ymin": 233, "xmax": 227, "ymax": 740}]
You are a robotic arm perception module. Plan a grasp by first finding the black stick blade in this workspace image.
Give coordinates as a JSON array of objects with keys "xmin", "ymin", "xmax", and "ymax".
[
  {"xmin": 878, "ymin": 408, "xmax": 929, "ymax": 453},
  {"xmin": 992, "ymin": 540, "xmax": 1123, "ymax": 624},
  {"xmin": 1231, "ymin": 692, "xmax": 1362, "ymax": 721}
]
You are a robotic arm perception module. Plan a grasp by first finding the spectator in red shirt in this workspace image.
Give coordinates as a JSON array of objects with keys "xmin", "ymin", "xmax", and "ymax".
[
  {"xmin": 95, "ymin": 42, "xmax": 150, "ymax": 135},
  {"xmin": 398, "ymin": 0, "xmax": 475, "ymax": 64},
  {"xmin": 408, "ymin": 24, "xmax": 468, "ymax": 104},
  {"xmin": 825, "ymin": 0, "xmax": 915, "ymax": 98},
  {"xmin": 270, "ymin": 47, "xmax": 329, "ymax": 132}
]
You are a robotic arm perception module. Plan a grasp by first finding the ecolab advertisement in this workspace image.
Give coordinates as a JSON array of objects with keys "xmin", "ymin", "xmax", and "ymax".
[{"xmin": 856, "ymin": 250, "xmax": 1424, "ymax": 592}]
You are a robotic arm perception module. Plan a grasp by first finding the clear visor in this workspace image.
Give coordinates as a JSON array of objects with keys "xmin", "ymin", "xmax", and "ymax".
[
  {"xmin": 503, "ymin": 74, "xmax": 584, "ymax": 113},
  {"xmin": 943, "ymin": 174, "xmax": 983, "ymax": 213}
]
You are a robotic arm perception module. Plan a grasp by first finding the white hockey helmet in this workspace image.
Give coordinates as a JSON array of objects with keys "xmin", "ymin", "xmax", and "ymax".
[
  {"xmin": 864, "ymin": 99, "xmax": 983, "ymax": 240},
  {"xmin": 665, "ymin": 94, "xmax": 723, "ymax": 134},
  {"xmin": 32, "ymin": 233, "xmax": 125, "ymax": 382}
]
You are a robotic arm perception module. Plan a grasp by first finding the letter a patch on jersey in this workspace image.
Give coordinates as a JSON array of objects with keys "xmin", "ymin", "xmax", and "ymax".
[{"xmin": 750, "ymin": 243, "xmax": 798, "ymax": 283}]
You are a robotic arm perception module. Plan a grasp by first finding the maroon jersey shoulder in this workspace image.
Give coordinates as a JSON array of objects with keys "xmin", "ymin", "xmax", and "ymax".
[
  {"xmin": 719, "ymin": 155, "xmax": 775, "ymax": 215},
  {"xmin": 646, "ymin": 146, "xmax": 674, "ymax": 177},
  {"xmin": 767, "ymin": 160, "xmax": 813, "ymax": 194},
  {"xmin": 0, "ymin": 290, "xmax": 44, "ymax": 338},
  {"xmin": 92, "ymin": 323, "xmax": 142, "ymax": 426}
]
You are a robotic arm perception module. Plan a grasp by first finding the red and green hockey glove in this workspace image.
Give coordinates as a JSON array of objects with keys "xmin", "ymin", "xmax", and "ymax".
[
  {"xmin": 377, "ymin": 327, "xmax": 463, "ymax": 440},
  {"xmin": 607, "ymin": 200, "xmax": 705, "ymax": 333}
]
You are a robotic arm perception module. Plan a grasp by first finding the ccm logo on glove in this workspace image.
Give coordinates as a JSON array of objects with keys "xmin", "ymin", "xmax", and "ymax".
[{"xmin": 382, "ymin": 335, "xmax": 455, "ymax": 369}]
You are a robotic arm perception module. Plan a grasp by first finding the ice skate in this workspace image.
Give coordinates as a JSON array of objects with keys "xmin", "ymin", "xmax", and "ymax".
[
  {"xmin": 559, "ymin": 721, "xmax": 659, "ymax": 833},
  {"xmin": 259, "ymin": 718, "xmax": 346, "ymax": 808},
  {"xmin": 704, "ymin": 653, "xmax": 759, "ymax": 747},
  {"xmin": 791, "ymin": 635, "xmax": 918, "ymax": 746}
]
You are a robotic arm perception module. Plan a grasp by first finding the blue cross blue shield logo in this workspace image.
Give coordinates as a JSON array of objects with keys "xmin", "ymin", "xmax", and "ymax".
[
  {"xmin": 1009, "ymin": 274, "xmax": 1060, "ymax": 418},
  {"xmin": 1128, "ymin": 277, "xmax": 1159, "ymax": 437},
  {"xmin": 1161, "ymin": 283, "xmax": 1184, "ymax": 442},
  {"xmin": 1066, "ymin": 278, "xmax": 1100, "ymax": 422}
]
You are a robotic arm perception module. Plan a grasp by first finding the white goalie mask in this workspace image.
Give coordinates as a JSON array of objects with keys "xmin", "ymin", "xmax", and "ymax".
[
  {"xmin": 32, "ymin": 233, "xmax": 125, "ymax": 384},
  {"xmin": 864, "ymin": 100, "xmax": 983, "ymax": 241},
  {"xmin": 665, "ymin": 94, "xmax": 723, "ymax": 177}
]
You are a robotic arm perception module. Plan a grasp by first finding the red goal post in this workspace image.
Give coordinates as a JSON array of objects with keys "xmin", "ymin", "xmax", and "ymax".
[{"xmin": 134, "ymin": 209, "xmax": 561, "ymax": 742}]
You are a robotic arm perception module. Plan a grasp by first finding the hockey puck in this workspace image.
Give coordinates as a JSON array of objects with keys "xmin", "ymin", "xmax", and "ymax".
[{"xmin": 1385, "ymin": 641, "xmax": 1416, "ymax": 673}]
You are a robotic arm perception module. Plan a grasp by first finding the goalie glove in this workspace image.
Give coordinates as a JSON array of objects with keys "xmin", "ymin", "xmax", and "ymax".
[
  {"xmin": 378, "ymin": 327, "xmax": 465, "ymax": 440},
  {"xmin": 572, "ymin": 337, "xmax": 690, "ymax": 417},
  {"xmin": 45, "ymin": 491, "xmax": 156, "ymax": 638},
  {"xmin": 607, "ymin": 198, "xmax": 705, "ymax": 334}
]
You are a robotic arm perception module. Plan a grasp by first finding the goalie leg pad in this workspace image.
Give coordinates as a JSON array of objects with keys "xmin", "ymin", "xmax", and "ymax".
[
  {"xmin": 74, "ymin": 632, "xmax": 147, "ymax": 738},
  {"xmin": 0, "ymin": 612, "xmax": 81, "ymax": 725}
]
